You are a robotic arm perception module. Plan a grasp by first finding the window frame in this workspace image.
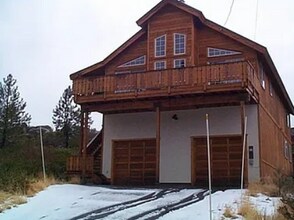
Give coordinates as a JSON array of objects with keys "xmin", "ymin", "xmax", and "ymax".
[
  {"xmin": 118, "ymin": 55, "xmax": 146, "ymax": 68},
  {"xmin": 154, "ymin": 60, "xmax": 166, "ymax": 70},
  {"xmin": 284, "ymin": 140, "xmax": 290, "ymax": 160},
  {"xmin": 174, "ymin": 58, "xmax": 186, "ymax": 68},
  {"xmin": 207, "ymin": 47, "xmax": 241, "ymax": 58},
  {"xmin": 154, "ymin": 35, "xmax": 166, "ymax": 58},
  {"xmin": 286, "ymin": 114, "xmax": 291, "ymax": 128},
  {"xmin": 269, "ymin": 81, "xmax": 273, "ymax": 96},
  {"xmin": 174, "ymin": 33, "xmax": 186, "ymax": 55},
  {"xmin": 259, "ymin": 62, "xmax": 266, "ymax": 90}
]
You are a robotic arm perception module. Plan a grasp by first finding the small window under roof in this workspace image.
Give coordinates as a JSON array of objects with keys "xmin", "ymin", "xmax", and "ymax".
[
  {"xmin": 118, "ymin": 55, "xmax": 146, "ymax": 68},
  {"xmin": 207, "ymin": 47, "xmax": 241, "ymax": 57}
]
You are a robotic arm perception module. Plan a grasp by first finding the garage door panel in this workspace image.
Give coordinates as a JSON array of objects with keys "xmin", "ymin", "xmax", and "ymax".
[
  {"xmin": 130, "ymin": 163, "xmax": 143, "ymax": 169},
  {"xmin": 213, "ymin": 153, "xmax": 228, "ymax": 160},
  {"xmin": 212, "ymin": 137, "xmax": 227, "ymax": 144},
  {"xmin": 193, "ymin": 136, "xmax": 243, "ymax": 187},
  {"xmin": 113, "ymin": 139, "xmax": 156, "ymax": 186},
  {"xmin": 145, "ymin": 163, "xmax": 156, "ymax": 169}
]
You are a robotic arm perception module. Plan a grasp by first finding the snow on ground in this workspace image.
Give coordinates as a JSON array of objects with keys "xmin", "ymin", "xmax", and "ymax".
[
  {"xmin": 0, "ymin": 184, "xmax": 282, "ymax": 220},
  {"xmin": 0, "ymin": 184, "xmax": 156, "ymax": 220},
  {"xmin": 159, "ymin": 190, "xmax": 281, "ymax": 220}
]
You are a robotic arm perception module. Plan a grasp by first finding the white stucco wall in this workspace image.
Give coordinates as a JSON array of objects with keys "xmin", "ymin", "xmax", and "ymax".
[
  {"xmin": 245, "ymin": 105, "xmax": 260, "ymax": 182},
  {"xmin": 103, "ymin": 105, "xmax": 260, "ymax": 183}
]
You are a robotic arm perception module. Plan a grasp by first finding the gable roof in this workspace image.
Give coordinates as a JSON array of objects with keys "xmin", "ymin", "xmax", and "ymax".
[{"xmin": 70, "ymin": 0, "xmax": 294, "ymax": 113}]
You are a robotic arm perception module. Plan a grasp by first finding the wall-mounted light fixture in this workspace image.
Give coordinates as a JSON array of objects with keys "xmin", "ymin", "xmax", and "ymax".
[{"xmin": 172, "ymin": 114, "xmax": 178, "ymax": 120}]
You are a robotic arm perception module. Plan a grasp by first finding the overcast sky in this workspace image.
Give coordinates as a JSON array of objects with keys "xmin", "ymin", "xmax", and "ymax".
[{"xmin": 0, "ymin": 0, "xmax": 293, "ymax": 129}]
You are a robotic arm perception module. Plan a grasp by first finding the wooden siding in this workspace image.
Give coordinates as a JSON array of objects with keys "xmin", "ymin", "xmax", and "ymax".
[
  {"xmin": 73, "ymin": 61, "xmax": 257, "ymax": 105},
  {"xmin": 197, "ymin": 26, "xmax": 257, "ymax": 66},
  {"xmin": 148, "ymin": 5, "xmax": 193, "ymax": 70},
  {"xmin": 256, "ymin": 60, "xmax": 292, "ymax": 177},
  {"xmin": 105, "ymin": 34, "xmax": 147, "ymax": 75}
]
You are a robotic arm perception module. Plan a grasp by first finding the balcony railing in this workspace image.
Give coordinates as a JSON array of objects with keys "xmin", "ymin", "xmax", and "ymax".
[
  {"xmin": 73, "ymin": 61, "xmax": 257, "ymax": 103},
  {"xmin": 66, "ymin": 155, "xmax": 94, "ymax": 175}
]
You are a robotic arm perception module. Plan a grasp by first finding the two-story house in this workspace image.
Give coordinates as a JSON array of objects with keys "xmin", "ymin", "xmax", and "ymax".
[{"xmin": 68, "ymin": 0, "xmax": 293, "ymax": 187}]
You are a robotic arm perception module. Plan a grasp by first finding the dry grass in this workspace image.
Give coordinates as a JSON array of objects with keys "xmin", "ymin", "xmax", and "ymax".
[
  {"xmin": 223, "ymin": 205, "xmax": 236, "ymax": 218},
  {"xmin": 0, "ymin": 192, "xmax": 27, "ymax": 213},
  {"xmin": 26, "ymin": 175, "xmax": 58, "ymax": 197},
  {"xmin": 238, "ymin": 200, "xmax": 264, "ymax": 220},
  {"xmin": 247, "ymin": 177, "xmax": 279, "ymax": 197},
  {"xmin": 237, "ymin": 199, "xmax": 287, "ymax": 220},
  {"xmin": 0, "ymin": 175, "xmax": 59, "ymax": 213}
]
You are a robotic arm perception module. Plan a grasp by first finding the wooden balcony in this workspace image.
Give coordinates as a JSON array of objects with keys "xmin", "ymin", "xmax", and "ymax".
[{"xmin": 73, "ymin": 61, "xmax": 258, "ymax": 105}]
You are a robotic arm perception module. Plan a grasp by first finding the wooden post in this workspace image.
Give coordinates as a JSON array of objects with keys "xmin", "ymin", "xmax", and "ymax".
[
  {"xmin": 80, "ymin": 112, "xmax": 85, "ymax": 155},
  {"xmin": 240, "ymin": 101, "xmax": 247, "ymax": 186},
  {"xmin": 241, "ymin": 102, "xmax": 245, "ymax": 134},
  {"xmin": 206, "ymin": 114, "xmax": 212, "ymax": 220},
  {"xmin": 156, "ymin": 105, "xmax": 161, "ymax": 183},
  {"xmin": 82, "ymin": 111, "xmax": 89, "ymax": 182}
]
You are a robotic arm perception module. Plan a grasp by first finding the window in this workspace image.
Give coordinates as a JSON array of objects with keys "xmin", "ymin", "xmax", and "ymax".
[
  {"xmin": 284, "ymin": 140, "xmax": 290, "ymax": 160},
  {"xmin": 286, "ymin": 114, "xmax": 291, "ymax": 128},
  {"xmin": 174, "ymin": 59, "xmax": 186, "ymax": 68},
  {"xmin": 269, "ymin": 82, "xmax": 273, "ymax": 96},
  {"xmin": 155, "ymin": 35, "xmax": 166, "ymax": 57},
  {"xmin": 118, "ymin": 56, "xmax": 146, "ymax": 68},
  {"xmin": 207, "ymin": 47, "xmax": 241, "ymax": 57},
  {"xmin": 154, "ymin": 61, "xmax": 166, "ymax": 70},
  {"xmin": 174, "ymin": 33, "xmax": 186, "ymax": 55},
  {"xmin": 259, "ymin": 62, "xmax": 265, "ymax": 89}
]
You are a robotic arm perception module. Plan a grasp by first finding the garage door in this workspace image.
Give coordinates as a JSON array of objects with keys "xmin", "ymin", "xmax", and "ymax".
[
  {"xmin": 192, "ymin": 136, "xmax": 243, "ymax": 187},
  {"xmin": 112, "ymin": 139, "xmax": 156, "ymax": 185}
]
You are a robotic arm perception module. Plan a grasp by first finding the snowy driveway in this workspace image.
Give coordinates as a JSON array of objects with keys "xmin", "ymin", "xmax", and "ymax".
[
  {"xmin": 71, "ymin": 188, "xmax": 207, "ymax": 220},
  {"xmin": 0, "ymin": 184, "xmax": 280, "ymax": 220}
]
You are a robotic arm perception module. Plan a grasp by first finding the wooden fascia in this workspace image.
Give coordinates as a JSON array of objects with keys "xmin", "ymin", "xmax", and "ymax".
[
  {"xmin": 81, "ymin": 92, "xmax": 250, "ymax": 113},
  {"xmin": 136, "ymin": 0, "xmax": 206, "ymax": 27}
]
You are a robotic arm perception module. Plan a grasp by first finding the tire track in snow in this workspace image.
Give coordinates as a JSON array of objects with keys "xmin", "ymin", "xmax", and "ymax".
[
  {"xmin": 70, "ymin": 188, "xmax": 181, "ymax": 220},
  {"xmin": 127, "ymin": 189, "xmax": 208, "ymax": 220}
]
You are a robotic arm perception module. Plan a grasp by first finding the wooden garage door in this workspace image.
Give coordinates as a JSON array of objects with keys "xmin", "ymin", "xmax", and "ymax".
[
  {"xmin": 192, "ymin": 136, "xmax": 243, "ymax": 187},
  {"xmin": 112, "ymin": 139, "xmax": 156, "ymax": 185}
]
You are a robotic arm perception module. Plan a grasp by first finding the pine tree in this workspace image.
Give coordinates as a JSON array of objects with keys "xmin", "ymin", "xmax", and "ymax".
[
  {"xmin": 0, "ymin": 74, "xmax": 31, "ymax": 148},
  {"xmin": 52, "ymin": 86, "xmax": 81, "ymax": 148}
]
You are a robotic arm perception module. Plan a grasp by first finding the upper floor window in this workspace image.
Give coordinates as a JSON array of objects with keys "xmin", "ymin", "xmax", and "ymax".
[
  {"xmin": 155, "ymin": 35, "xmax": 166, "ymax": 57},
  {"xmin": 174, "ymin": 33, "xmax": 186, "ymax": 55},
  {"xmin": 154, "ymin": 60, "xmax": 166, "ymax": 70},
  {"xmin": 284, "ymin": 140, "xmax": 291, "ymax": 160},
  {"xmin": 118, "ymin": 55, "xmax": 146, "ymax": 68},
  {"xmin": 174, "ymin": 59, "xmax": 186, "ymax": 68},
  {"xmin": 269, "ymin": 81, "xmax": 273, "ymax": 96},
  {"xmin": 259, "ymin": 62, "xmax": 266, "ymax": 89},
  {"xmin": 286, "ymin": 114, "xmax": 291, "ymax": 128},
  {"xmin": 207, "ymin": 47, "xmax": 241, "ymax": 57}
]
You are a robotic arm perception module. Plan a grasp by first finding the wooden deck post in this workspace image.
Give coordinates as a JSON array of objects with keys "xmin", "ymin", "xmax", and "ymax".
[
  {"xmin": 240, "ymin": 101, "xmax": 245, "ymax": 136},
  {"xmin": 156, "ymin": 105, "xmax": 161, "ymax": 184},
  {"xmin": 240, "ymin": 101, "xmax": 248, "ymax": 186},
  {"xmin": 81, "ymin": 111, "xmax": 89, "ymax": 182},
  {"xmin": 80, "ymin": 112, "xmax": 84, "ymax": 155}
]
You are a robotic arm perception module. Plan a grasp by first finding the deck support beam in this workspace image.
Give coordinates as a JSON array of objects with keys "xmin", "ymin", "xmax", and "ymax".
[{"xmin": 155, "ymin": 105, "xmax": 161, "ymax": 184}]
